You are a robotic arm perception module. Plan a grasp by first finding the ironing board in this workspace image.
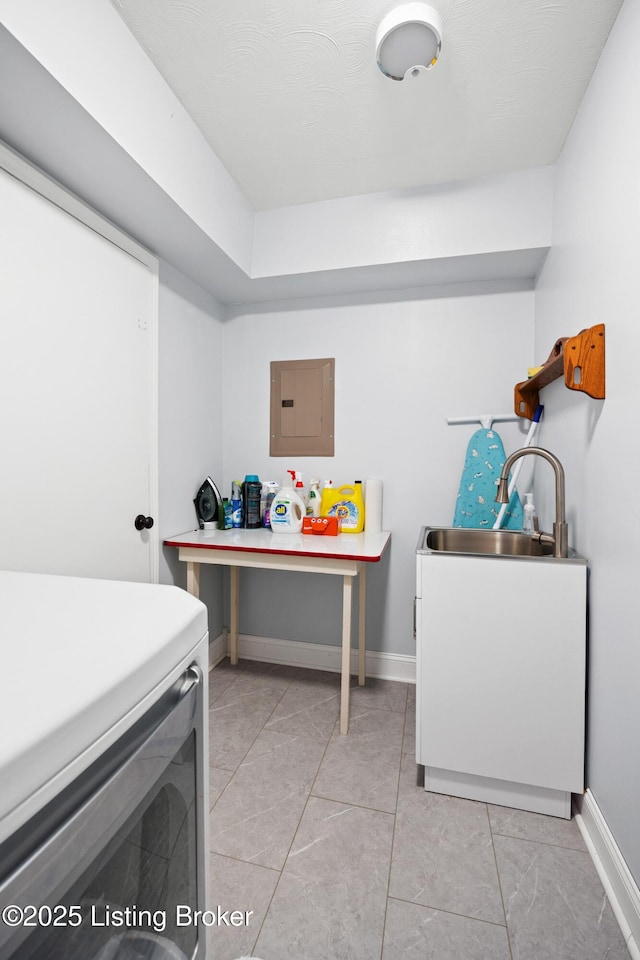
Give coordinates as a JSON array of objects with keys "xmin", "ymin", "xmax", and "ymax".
[{"xmin": 453, "ymin": 427, "xmax": 523, "ymax": 529}]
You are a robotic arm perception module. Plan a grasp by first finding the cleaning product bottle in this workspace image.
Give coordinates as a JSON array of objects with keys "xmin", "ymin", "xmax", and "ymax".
[
  {"xmin": 261, "ymin": 481, "xmax": 279, "ymax": 528},
  {"xmin": 269, "ymin": 471, "xmax": 306, "ymax": 533},
  {"xmin": 306, "ymin": 478, "xmax": 322, "ymax": 517},
  {"xmin": 242, "ymin": 474, "xmax": 262, "ymax": 529},
  {"xmin": 521, "ymin": 492, "xmax": 538, "ymax": 535},
  {"xmin": 221, "ymin": 498, "xmax": 233, "ymax": 530},
  {"xmin": 328, "ymin": 481, "xmax": 365, "ymax": 533},
  {"xmin": 320, "ymin": 479, "xmax": 338, "ymax": 516},
  {"xmin": 231, "ymin": 481, "xmax": 243, "ymax": 528},
  {"xmin": 293, "ymin": 471, "xmax": 306, "ymax": 509}
]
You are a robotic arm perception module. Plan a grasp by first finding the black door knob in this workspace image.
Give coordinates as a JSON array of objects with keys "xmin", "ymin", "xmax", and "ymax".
[{"xmin": 134, "ymin": 514, "xmax": 154, "ymax": 531}]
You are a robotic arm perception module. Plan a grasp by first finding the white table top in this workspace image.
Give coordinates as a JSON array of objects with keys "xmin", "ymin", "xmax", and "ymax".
[
  {"xmin": 0, "ymin": 571, "xmax": 207, "ymax": 840},
  {"xmin": 165, "ymin": 527, "xmax": 391, "ymax": 562}
]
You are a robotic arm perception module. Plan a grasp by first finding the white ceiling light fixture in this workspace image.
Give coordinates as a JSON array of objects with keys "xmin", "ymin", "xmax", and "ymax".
[{"xmin": 376, "ymin": 2, "xmax": 443, "ymax": 81}]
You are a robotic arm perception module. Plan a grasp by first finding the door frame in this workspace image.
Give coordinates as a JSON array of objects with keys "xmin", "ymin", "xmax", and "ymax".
[{"xmin": 0, "ymin": 139, "xmax": 160, "ymax": 582}]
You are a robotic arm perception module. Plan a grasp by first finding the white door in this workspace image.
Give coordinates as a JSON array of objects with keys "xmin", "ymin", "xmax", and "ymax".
[{"xmin": 0, "ymin": 162, "xmax": 157, "ymax": 582}]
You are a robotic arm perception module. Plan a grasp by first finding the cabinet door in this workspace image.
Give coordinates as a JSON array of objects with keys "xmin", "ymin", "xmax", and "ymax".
[
  {"xmin": 0, "ymin": 165, "xmax": 157, "ymax": 582},
  {"xmin": 418, "ymin": 554, "xmax": 586, "ymax": 793}
]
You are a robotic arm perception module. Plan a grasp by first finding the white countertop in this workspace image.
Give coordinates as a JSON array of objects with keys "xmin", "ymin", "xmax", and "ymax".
[
  {"xmin": 0, "ymin": 571, "xmax": 207, "ymax": 839},
  {"xmin": 165, "ymin": 527, "xmax": 391, "ymax": 561}
]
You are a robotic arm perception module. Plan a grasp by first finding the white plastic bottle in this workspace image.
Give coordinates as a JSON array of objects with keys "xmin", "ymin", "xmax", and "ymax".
[
  {"xmin": 306, "ymin": 478, "xmax": 322, "ymax": 517},
  {"xmin": 293, "ymin": 471, "xmax": 307, "ymax": 509},
  {"xmin": 261, "ymin": 481, "xmax": 279, "ymax": 528},
  {"xmin": 522, "ymin": 492, "xmax": 537, "ymax": 535},
  {"xmin": 269, "ymin": 473, "xmax": 306, "ymax": 533}
]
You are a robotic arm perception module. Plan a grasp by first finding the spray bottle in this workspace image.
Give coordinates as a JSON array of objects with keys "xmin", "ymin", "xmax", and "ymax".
[
  {"xmin": 306, "ymin": 478, "xmax": 322, "ymax": 517},
  {"xmin": 294, "ymin": 471, "xmax": 306, "ymax": 507},
  {"xmin": 231, "ymin": 481, "xmax": 243, "ymax": 528}
]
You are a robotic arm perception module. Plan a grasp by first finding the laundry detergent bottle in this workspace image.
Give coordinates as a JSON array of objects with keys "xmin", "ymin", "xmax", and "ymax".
[
  {"xmin": 269, "ymin": 471, "xmax": 306, "ymax": 533},
  {"xmin": 242, "ymin": 474, "xmax": 262, "ymax": 529},
  {"xmin": 328, "ymin": 481, "xmax": 365, "ymax": 533}
]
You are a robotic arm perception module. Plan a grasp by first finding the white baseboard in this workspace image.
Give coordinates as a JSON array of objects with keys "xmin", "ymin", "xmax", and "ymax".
[
  {"xmin": 207, "ymin": 637, "xmax": 638, "ymax": 957},
  {"xmin": 574, "ymin": 789, "xmax": 640, "ymax": 959},
  {"xmin": 210, "ymin": 631, "xmax": 416, "ymax": 683}
]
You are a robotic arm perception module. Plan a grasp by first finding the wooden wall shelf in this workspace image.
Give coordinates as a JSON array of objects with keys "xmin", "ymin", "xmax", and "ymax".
[{"xmin": 514, "ymin": 323, "xmax": 605, "ymax": 420}]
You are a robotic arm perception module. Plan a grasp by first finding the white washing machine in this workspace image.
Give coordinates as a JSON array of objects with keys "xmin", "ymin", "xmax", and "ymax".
[{"xmin": 0, "ymin": 571, "xmax": 209, "ymax": 959}]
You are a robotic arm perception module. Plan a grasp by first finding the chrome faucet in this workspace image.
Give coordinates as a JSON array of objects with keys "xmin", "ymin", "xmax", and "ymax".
[{"xmin": 495, "ymin": 446, "xmax": 569, "ymax": 558}]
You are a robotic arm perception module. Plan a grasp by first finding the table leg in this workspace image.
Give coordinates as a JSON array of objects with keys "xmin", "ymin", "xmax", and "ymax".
[
  {"xmin": 358, "ymin": 563, "xmax": 366, "ymax": 686},
  {"xmin": 186, "ymin": 561, "xmax": 200, "ymax": 598},
  {"xmin": 340, "ymin": 574, "xmax": 353, "ymax": 735},
  {"xmin": 229, "ymin": 565, "xmax": 239, "ymax": 665}
]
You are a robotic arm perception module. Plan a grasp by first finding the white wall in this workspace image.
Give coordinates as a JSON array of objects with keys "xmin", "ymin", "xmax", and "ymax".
[
  {"xmin": 0, "ymin": 0, "xmax": 254, "ymax": 272},
  {"xmin": 253, "ymin": 167, "xmax": 554, "ymax": 277},
  {"xmin": 157, "ymin": 262, "xmax": 226, "ymax": 636},
  {"xmin": 0, "ymin": 6, "xmax": 553, "ymax": 306},
  {"xmin": 222, "ymin": 289, "xmax": 534, "ymax": 656},
  {"xmin": 534, "ymin": 0, "xmax": 640, "ymax": 884}
]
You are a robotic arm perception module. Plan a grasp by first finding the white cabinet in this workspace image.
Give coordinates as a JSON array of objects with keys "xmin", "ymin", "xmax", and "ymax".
[{"xmin": 415, "ymin": 529, "xmax": 587, "ymax": 817}]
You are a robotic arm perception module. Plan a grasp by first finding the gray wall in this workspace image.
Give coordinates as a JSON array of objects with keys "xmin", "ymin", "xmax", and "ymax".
[
  {"xmin": 157, "ymin": 261, "xmax": 226, "ymax": 637},
  {"xmin": 535, "ymin": 0, "xmax": 640, "ymax": 884},
  {"xmin": 222, "ymin": 288, "xmax": 534, "ymax": 657}
]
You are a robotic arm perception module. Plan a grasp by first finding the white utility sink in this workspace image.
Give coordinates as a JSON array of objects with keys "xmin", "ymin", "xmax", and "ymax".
[{"xmin": 415, "ymin": 527, "xmax": 587, "ymax": 818}]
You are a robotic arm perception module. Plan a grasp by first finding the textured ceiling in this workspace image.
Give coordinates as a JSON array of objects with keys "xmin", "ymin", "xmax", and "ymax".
[{"xmin": 109, "ymin": 0, "xmax": 623, "ymax": 210}]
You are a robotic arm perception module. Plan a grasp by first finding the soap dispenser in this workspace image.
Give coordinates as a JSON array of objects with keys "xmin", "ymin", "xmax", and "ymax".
[{"xmin": 521, "ymin": 493, "xmax": 538, "ymax": 535}]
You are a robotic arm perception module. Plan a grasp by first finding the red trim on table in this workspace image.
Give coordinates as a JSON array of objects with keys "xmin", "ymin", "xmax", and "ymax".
[{"xmin": 163, "ymin": 536, "xmax": 388, "ymax": 563}]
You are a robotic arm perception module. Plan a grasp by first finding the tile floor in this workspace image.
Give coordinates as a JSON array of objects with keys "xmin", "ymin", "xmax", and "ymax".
[{"xmin": 207, "ymin": 658, "xmax": 629, "ymax": 960}]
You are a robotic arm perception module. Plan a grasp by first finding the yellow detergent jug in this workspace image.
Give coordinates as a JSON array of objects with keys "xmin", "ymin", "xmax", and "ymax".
[{"xmin": 327, "ymin": 481, "xmax": 365, "ymax": 533}]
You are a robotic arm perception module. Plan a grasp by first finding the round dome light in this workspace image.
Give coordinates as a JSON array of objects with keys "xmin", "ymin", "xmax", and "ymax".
[{"xmin": 376, "ymin": 3, "xmax": 443, "ymax": 81}]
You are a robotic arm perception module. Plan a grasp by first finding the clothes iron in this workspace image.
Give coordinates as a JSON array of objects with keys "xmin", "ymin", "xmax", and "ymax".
[{"xmin": 194, "ymin": 477, "xmax": 224, "ymax": 529}]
